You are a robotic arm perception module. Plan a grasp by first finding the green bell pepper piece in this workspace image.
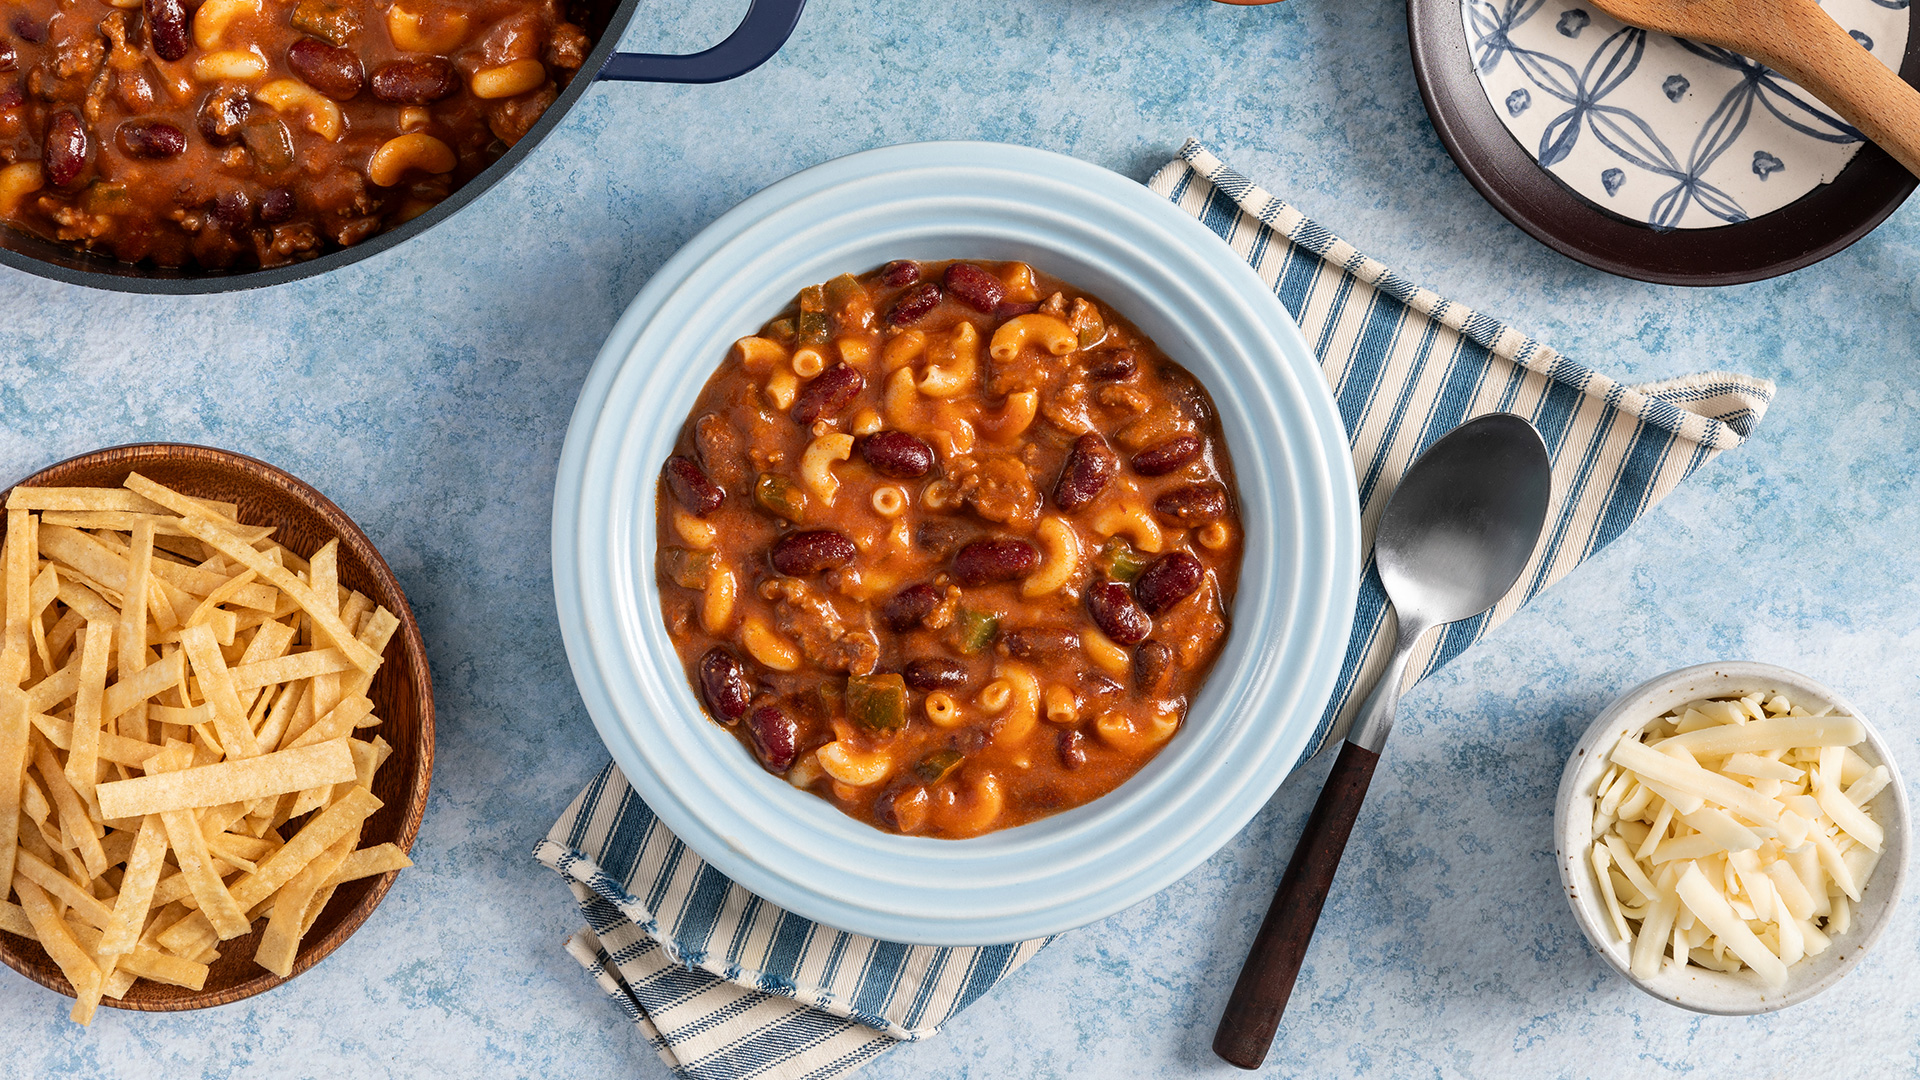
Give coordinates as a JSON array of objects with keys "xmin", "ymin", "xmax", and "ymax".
[
  {"xmin": 914, "ymin": 749, "xmax": 965, "ymax": 785},
  {"xmin": 659, "ymin": 547, "xmax": 714, "ymax": 589},
  {"xmin": 1099, "ymin": 538, "xmax": 1149, "ymax": 583},
  {"xmin": 846, "ymin": 674, "xmax": 909, "ymax": 732},
  {"xmin": 954, "ymin": 609, "xmax": 999, "ymax": 655},
  {"xmin": 754, "ymin": 472, "xmax": 808, "ymax": 523}
]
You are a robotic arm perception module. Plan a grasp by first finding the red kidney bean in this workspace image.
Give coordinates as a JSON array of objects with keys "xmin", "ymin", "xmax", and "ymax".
[
  {"xmin": 1085, "ymin": 578, "xmax": 1151, "ymax": 645},
  {"xmin": 663, "ymin": 455, "xmax": 724, "ymax": 516},
  {"xmin": 1002, "ymin": 627, "xmax": 1078, "ymax": 662},
  {"xmin": 886, "ymin": 282, "xmax": 941, "ymax": 326},
  {"xmin": 1135, "ymin": 552, "xmax": 1203, "ymax": 615},
  {"xmin": 698, "ymin": 646, "xmax": 751, "ymax": 724},
  {"xmin": 1087, "ymin": 348, "xmax": 1137, "ymax": 380},
  {"xmin": 1133, "ymin": 640, "xmax": 1175, "ymax": 695},
  {"xmin": 212, "ymin": 189, "xmax": 251, "ymax": 230},
  {"xmin": 1057, "ymin": 728, "xmax": 1087, "ymax": 770},
  {"xmin": 0, "ymin": 42, "xmax": 16, "ymax": 73},
  {"xmin": 943, "ymin": 262, "xmax": 1004, "ymax": 312},
  {"xmin": 882, "ymin": 582, "xmax": 942, "ymax": 631},
  {"xmin": 116, "ymin": 120, "xmax": 185, "ymax": 159},
  {"xmin": 1053, "ymin": 432, "xmax": 1118, "ymax": 511},
  {"xmin": 745, "ymin": 705, "xmax": 797, "ymax": 772},
  {"xmin": 952, "ymin": 538, "xmax": 1040, "ymax": 586},
  {"xmin": 9, "ymin": 14, "xmax": 43, "ymax": 43},
  {"xmin": 1080, "ymin": 670, "xmax": 1124, "ymax": 697},
  {"xmin": 287, "ymin": 37, "xmax": 365, "ymax": 100},
  {"xmin": 770, "ymin": 529, "xmax": 856, "ymax": 576},
  {"xmin": 878, "ymin": 260, "xmax": 920, "ymax": 287},
  {"xmin": 860, "ymin": 431, "xmax": 934, "ymax": 478},
  {"xmin": 144, "ymin": 0, "xmax": 188, "ymax": 61},
  {"xmin": 791, "ymin": 363, "xmax": 864, "ymax": 425},
  {"xmin": 259, "ymin": 187, "xmax": 296, "ymax": 224},
  {"xmin": 43, "ymin": 112, "xmax": 86, "ymax": 187},
  {"xmin": 371, "ymin": 58, "xmax": 460, "ymax": 104},
  {"xmin": 995, "ymin": 300, "xmax": 1040, "ymax": 319},
  {"xmin": 198, "ymin": 86, "xmax": 251, "ymax": 145},
  {"xmin": 903, "ymin": 658, "xmax": 966, "ymax": 691},
  {"xmin": 1130, "ymin": 435, "xmax": 1203, "ymax": 476},
  {"xmin": 1154, "ymin": 483, "xmax": 1228, "ymax": 526}
]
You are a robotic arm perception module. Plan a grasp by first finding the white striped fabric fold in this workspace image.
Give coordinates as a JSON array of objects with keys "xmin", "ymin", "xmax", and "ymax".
[
  {"xmin": 1149, "ymin": 139, "xmax": 1773, "ymax": 751},
  {"xmin": 539, "ymin": 141, "xmax": 1774, "ymax": 1080},
  {"xmin": 535, "ymin": 764, "xmax": 1049, "ymax": 1080}
]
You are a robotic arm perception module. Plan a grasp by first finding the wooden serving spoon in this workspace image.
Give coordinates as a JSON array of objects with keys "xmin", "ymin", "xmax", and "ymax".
[{"xmin": 1587, "ymin": 0, "xmax": 1920, "ymax": 178}]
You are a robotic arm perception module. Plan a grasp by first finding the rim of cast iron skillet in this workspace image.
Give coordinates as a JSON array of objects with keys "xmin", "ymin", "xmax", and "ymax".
[
  {"xmin": 551, "ymin": 140, "xmax": 1363, "ymax": 945},
  {"xmin": 0, "ymin": 0, "xmax": 648, "ymax": 294},
  {"xmin": 1407, "ymin": 0, "xmax": 1920, "ymax": 286}
]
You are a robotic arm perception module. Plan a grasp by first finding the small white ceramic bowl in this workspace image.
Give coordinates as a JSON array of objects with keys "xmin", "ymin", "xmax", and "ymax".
[{"xmin": 1555, "ymin": 661, "xmax": 1909, "ymax": 1014}]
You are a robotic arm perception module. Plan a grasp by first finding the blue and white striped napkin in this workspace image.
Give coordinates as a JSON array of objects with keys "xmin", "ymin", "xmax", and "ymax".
[{"xmin": 533, "ymin": 139, "xmax": 1774, "ymax": 1080}]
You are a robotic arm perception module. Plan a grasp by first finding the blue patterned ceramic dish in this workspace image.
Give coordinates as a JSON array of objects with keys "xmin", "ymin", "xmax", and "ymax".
[
  {"xmin": 1463, "ymin": 0, "xmax": 1909, "ymax": 229},
  {"xmin": 550, "ymin": 142, "xmax": 1361, "ymax": 945}
]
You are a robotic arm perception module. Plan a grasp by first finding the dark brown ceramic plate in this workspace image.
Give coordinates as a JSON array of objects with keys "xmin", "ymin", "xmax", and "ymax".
[
  {"xmin": 1408, "ymin": 0, "xmax": 1920, "ymax": 285},
  {"xmin": 0, "ymin": 443, "xmax": 433, "ymax": 1011}
]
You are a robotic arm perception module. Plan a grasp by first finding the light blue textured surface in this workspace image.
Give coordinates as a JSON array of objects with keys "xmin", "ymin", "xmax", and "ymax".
[{"xmin": 0, "ymin": 0, "xmax": 1914, "ymax": 1076}]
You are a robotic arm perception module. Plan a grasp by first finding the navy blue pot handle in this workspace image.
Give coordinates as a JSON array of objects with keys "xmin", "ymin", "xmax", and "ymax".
[{"xmin": 596, "ymin": 0, "xmax": 809, "ymax": 83}]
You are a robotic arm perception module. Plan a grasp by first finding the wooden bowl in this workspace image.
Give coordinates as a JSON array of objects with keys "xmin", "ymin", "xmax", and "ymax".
[{"xmin": 0, "ymin": 443, "xmax": 434, "ymax": 1011}]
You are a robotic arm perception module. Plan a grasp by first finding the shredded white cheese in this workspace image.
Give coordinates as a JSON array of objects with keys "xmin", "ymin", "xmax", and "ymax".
[{"xmin": 1591, "ymin": 691, "xmax": 1887, "ymax": 987}]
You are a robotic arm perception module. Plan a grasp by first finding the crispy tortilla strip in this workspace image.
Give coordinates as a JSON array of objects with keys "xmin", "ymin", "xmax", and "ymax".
[
  {"xmin": 159, "ymin": 802, "xmax": 250, "ymax": 939},
  {"xmin": 343, "ymin": 607, "xmax": 400, "ymax": 701},
  {"xmin": 31, "ymin": 738, "xmax": 109, "ymax": 880},
  {"xmin": 101, "ymin": 648, "xmax": 185, "ymax": 720},
  {"xmin": 175, "ymin": 517, "xmax": 382, "ymax": 673},
  {"xmin": 100, "ymin": 814, "xmax": 169, "ymax": 956},
  {"xmin": 230, "ymin": 648, "xmax": 352, "ymax": 693},
  {"xmin": 157, "ymin": 785, "xmax": 381, "ymax": 954},
  {"xmin": 98, "ymin": 740, "xmax": 354, "ymax": 819},
  {"xmin": 149, "ymin": 702, "xmax": 216, "ymax": 729},
  {"xmin": 14, "ymin": 847, "xmax": 115, "ymax": 931},
  {"xmin": 30, "ymin": 712, "xmax": 164, "ymax": 767},
  {"xmin": 64, "ymin": 916, "xmax": 208, "ymax": 991},
  {"xmin": 3, "ymin": 509, "xmax": 33, "ymax": 687},
  {"xmin": 27, "ymin": 563, "xmax": 57, "ymax": 677},
  {"xmin": 326, "ymin": 842, "xmax": 412, "ymax": 887},
  {"xmin": 288, "ymin": 698, "xmax": 373, "ymax": 751},
  {"xmin": 120, "ymin": 519, "xmax": 154, "ymax": 676},
  {"xmin": 0, "ymin": 692, "xmax": 26, "ymax": 899},
  {"xmin": 54, "ymin": 577, "xmax": 116, "ymax": 625},
  {"xmin": 14, "ymin": 876, "xmax": 103, "ymax": 1025},
  {"xmin": 39, "ymin": 510, "xmax": 190, "ymax": 536},
  {"xmin": 25, "ymin": 653, "xmax": 79, "ymax": 716},
  {"xmin": 256, "ymin": 828, "xmax": 356, "ymax": 977},
  {"xmin": 178, "ymin": 623, "xmax": 260, "ymax": 760},
  {"xmin": 63, "ymin": 621, "xmax": 112, "ymax": 809},
  {"xmin": 0, "ymin": 897, "xmax": 28, "ymax": 936},
  {"xmin": 7, "ymin": 488, "xmax": 173, "ymax": 514}
]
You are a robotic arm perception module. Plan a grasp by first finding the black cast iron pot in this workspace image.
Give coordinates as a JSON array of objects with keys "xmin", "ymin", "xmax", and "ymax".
[{"xmin": 1, "ymin": 0, "xmax": 808, "ymax": 294}]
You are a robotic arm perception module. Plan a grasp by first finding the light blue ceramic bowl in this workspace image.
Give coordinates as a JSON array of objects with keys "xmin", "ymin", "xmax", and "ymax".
[{"xmin": 551, "ymin": 142, "xmax": 1360, "ymax": 945}]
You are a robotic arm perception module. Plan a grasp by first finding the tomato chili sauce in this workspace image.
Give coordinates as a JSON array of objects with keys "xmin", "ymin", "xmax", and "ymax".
[
  {"xmin": 656, "ymin": 260, "xmax": 1245, "ymax": 839},
  {"xmin": 0, "ymin": 0, "xmax": 592, "ymax": 268}
]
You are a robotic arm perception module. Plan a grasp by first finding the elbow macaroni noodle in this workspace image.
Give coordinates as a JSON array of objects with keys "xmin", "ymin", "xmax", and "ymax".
[
  {"xmin": 800, "ymin": 433, "xmax": 854, "ymax": 505},
  {"xmin": 1021, "ymin": 516, "xmax": 1081, "ymax": 598}
]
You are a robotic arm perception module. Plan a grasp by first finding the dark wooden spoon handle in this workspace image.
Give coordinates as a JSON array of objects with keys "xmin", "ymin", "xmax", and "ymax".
[{"xmin": 1212, "ymin": 739, "xmax": 1381, "ymax": 1070}]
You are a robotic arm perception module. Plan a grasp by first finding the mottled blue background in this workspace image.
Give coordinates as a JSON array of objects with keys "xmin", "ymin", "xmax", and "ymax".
[{"xmin": 2, "ymin": 0, "xmax": 1916, "ymax": 1076}]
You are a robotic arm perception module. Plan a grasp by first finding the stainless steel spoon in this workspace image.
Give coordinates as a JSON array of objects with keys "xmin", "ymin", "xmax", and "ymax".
[{"xmin": 1213, "ymin": 412, "xmax": 1553, "ymax": 1070}]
